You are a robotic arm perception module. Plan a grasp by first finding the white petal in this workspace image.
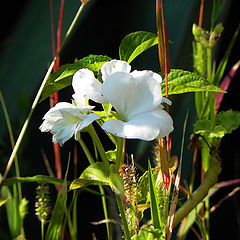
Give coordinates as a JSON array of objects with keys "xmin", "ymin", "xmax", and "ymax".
[
  {"xmin": 72, "ymin": 69, "xmax": 108, "ymax": 104},
  {"xmin": 40, "ymin": 101, "xmax": 99, "ymax": 145},
  {"xmin": 101, "ymin": 109, "xmax": 173, "ymax": 140},
  {"xmin": 102, "ymin": 72, "xmax": 163, "ymax": 120},
  {"xmin": 131, "ymin": 70, "xmax": 162, "ymax": 84},
  {"xmin": 101, "ymin": 60, "xmax": 131, "ymax": 81},
  {"xmin": 74, "ymin": 113, "xmax": 100, "ymax": 139},
  {"xmin": 162, "ymin": 97, "xmax": 172, "ymax": 105},
  {"xmin": 52, "ymin": 124, "xmax": 76, "ymax": 145}
]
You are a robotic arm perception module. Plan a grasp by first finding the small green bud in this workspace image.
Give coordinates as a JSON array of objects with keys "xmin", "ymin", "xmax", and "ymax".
[
  {"xmin": 192, "ymin": 24, "xmax": 203, "ymax": 40},
  {"xmin": 214, "ymin": 23, "xmax": 224, "ymax": 34},
  {"xmin": 209, "ymin": 23, "xmax": 224, "ymax": 47}
]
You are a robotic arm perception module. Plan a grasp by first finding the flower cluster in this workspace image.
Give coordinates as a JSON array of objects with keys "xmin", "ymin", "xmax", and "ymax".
[{"xmin": 40, "ymin": 60, "xmax": 173, "ymax": 144}]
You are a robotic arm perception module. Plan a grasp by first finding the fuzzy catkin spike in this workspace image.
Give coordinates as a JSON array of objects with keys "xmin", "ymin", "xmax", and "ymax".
[{"xmin": 35, "ymin": 183, "xmax": 51, "ymax": 223}]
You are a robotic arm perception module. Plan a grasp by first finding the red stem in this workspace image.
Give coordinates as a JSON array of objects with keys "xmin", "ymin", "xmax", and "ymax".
[
  {"xmin": 49, "ymin": 0, "xmax": 65, "ymax": 183},
  {"xmin": 198, "ymin": 0, "xmax": 205, "ymax": 28}
]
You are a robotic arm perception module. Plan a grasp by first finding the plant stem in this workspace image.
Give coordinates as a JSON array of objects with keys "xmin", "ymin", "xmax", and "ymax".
[
  {"xmin": 0, "ymin": 91, "xmax": 22, "ymax": 200},
  {"xmin": 99, "ymin": 186, "xmax": 112, "ymax": 240},
  {"xmin": 88, "ymin": 126, "xmax": 108, "ymax": 165},
  {"xmin": 3, "ymin": 3, "xmax": 87, "ymax": 179},
  {"xmin": 115, "ymin": 193, "xmax": 131, "ymax": 240},
  {"xmin": 173, "ymin": 151, "xmax": 221, "ymax": 227},
  {"xmin": 116, "ymin": 138, "xmax": 125, "ymax": 171},
  {"xmin": 41, "ymin": 220, "xmax": 45, "ymax": 240},
  {"xmin": 78, "ymin": 138, "xmax": 95, "ymax": 165}
]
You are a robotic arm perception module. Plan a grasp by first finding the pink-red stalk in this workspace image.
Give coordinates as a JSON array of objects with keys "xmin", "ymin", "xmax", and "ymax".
[
  {"xmin": 156, "ymin": 0, "xmax": 171, "ymax": 190},
  {"xmin": 49, "ymin": 0, "xmax": 65, "ymax": 182}
]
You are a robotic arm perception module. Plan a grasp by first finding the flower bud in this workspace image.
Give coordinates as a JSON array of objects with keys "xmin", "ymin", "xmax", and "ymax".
[{"xmin": 209, "ymin": 23, "xmax": 224, "ymax": 47}]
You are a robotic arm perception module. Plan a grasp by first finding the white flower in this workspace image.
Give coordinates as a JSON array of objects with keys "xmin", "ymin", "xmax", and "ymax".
[
  {"xmin": 72, "ymin": 60, "xmax": 174, "ymax": 141},
  {"xmin": 40, "ymin": 87, "xmax": 100, "ymax": 145}
]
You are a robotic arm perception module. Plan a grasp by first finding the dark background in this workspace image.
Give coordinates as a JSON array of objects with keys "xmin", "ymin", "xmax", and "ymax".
[{"xmin": 0, "ymin": 0, "xmax": 239, "ymax": 239}]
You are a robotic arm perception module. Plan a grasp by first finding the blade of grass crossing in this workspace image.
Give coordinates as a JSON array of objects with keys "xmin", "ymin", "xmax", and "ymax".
[
  {"xmin": 45, "ymin": 156, "xmax": 70, "ymax": 240},
  {"xmin": 148, "ymin": 161, "xmax": 161, "ymax": 230}
]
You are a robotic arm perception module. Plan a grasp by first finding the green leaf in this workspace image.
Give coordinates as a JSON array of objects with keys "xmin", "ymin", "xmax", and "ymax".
[
  {"xmin": 1, "ymin": 184, "xmax": 21, "ymax": 238},
  {"xmin": 69, "ymin": 178, "xmax": 109, "ymax": 190},
  {"xmin": 103, "ymin": 103, "xmax": 112, "ymax": 117},
  {"xmin": 194, "ymin": 119, "xmax": 227, "ymax": 138},
  {"xmin": 216, "ymin": 110, "xmax": 240, "ymax": 133},
  {"xmin": 0, "ymin": 198, "xmax": 8, "ymax": 207},
  {"xmin": 161, "ymin": 69, "xmax": 225, "ymax": 96},
  {"xmin": 194, "ymin": 119, "xmax": 214, "ymax": 134},
  {"xmin": 40, "ymin": 55, "xmax": 111, "ymax": 102},
  {"xmin": 148, "ymin": 161, "xmax": 161, "ymax": 229},
  {"xmin": 1, "ymin": 175, "xmax": 68, "ymax": 186},
  {"xmin": 131, "ymin": 225, "xmax": 164, "ymax": 240},
  {"xmin": 109, "ymin": 172, "xmax": 124, "ymax": 195},
  {"xmin": 119, "ymin": 31, "xmax": 158, "ymax": 63},
  {"xmin": 105, "ymin": 149, "xmax": 117, "ymax": 162},
  {"xmin": 45, "ymin": 181, "xmax": 68, "ymax": 240},
  {"xmin": 70, "ymin": 162, "xmax": 110, "ymax": 190}
]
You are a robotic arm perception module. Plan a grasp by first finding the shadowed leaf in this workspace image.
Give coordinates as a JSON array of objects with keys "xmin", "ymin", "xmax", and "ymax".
[{"xmin": 40, "ymin": 55, "xmax": 111, "ymax": 102}]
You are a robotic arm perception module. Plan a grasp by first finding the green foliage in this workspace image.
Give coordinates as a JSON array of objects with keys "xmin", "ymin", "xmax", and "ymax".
[
  {"xmin": 161, "ymin": 69, "xmax": 225, "ymax": 96},
  {"xmin": 194, "ymin": 110, "xmax": 240, "ymax": 145},
  {"xmin": 105, "ymin": 149, "xmax": 117, "ymax": 162},
  {"xmin": 194, "ymin": 120, "xmax": 226, "ymax": 139},
  {"xmin": 45, "ymin": 180, "xmax": 68, "ymax": 240},
  {"xmin": 70, "ymin": 162, "xmax": 110, "ymax": 190},
  {"xmin": 216, "ymin": 110, "xmax": 240, "ymax": 134},
  {"xmin": 40, "ymin": 55, "xmax": 111, "ymax": 102},
  {"xmin": 148, "ymin": 161, "xmax": 161, "ymax": 230},
  {"xmin": 119, "ymin": 31, "xmax": 158, "ymax": 63},
  {"xmin": 1, "ymin": 175, "xmax": 68, "ymax": 187},
  {"xmin": 109, "ymin": 172, "xmax": 124, "ymax": 196},
  {"xmin": 131, "ymin": 225, "xmax": 164, "ymax": 240},
  {"xmin": 1, "ymin": 185, "xmax": 21, "ymax": 238}
]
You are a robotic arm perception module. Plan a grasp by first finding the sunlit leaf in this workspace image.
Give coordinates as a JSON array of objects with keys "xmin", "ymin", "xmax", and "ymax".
[
  {"xmin": 45, "ymin": 181, "xmax": 68, "ymax": 240},
  {"xmin": 40, "ymin": 55, "xmax": 111, "ymax": 102},
  {"xmin": 70, "ymin": 178, "xmax": 109, "ymax": 190},
  {"xmin": 70, "ymin": 162, "xmax": 110, "ymax": 190},
  {"xmin": 0, "ymin": 198, "xmax": 8, "ymax": 207},
  {"xmin": 131, "ymin": 225, "xmax": 164, "ymax": 240},
  {"xmin": 119, "ymin": 31, "xmax": 158, "ymax": 63},
  {"xmin": 148, "ymin": 161, "xmax": 161, "ymax": 229},
  {"xmin": 162, "ymin": 69, "xmax": 225, "ymax": 96}
]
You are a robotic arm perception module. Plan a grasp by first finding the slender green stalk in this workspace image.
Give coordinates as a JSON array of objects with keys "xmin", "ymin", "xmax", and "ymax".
[
  {"xmin": 99, "ymin": 186, "xmax": 112, "ymax": 240},
  {"xmin": 78, "ymin": 130, "xmax": 110, "ymax": 239},
  {"xmin": 78, "ymin": 138, "xmax": 95, "ymax": 165},
  {"xmin": 88, "ymin": 125, "xmax": 108, "ymax": 165},
  {"xmin": 0, "ymin": 91, "xmax": 22, "ymax": 199},
  {"xmin": 115, "ymin": 194, "xmax": 131, "ymax": 240},
  {"xmin": 116, "ymin": 138, "xmax": 125, "ymax": 171},
  {"xmin": 3, "ymin": 3, "xmax": 87, "ymax": 180},
  {"xmin": 41, "ymin": 220, "xmax": 45, "ymax": 240}
]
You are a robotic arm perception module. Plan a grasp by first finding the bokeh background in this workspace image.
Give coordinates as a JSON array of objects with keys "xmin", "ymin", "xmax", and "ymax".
[{"xmin": 0, "ymin": 0, "xmax": 239, "ymax": 239}]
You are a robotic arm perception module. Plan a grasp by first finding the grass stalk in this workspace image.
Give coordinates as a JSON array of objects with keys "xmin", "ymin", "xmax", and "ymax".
[
  {"xmin": 115, "ymin": 193, "xmax": 131, "ymax": 240},
  {"xmin": 3, "ymin": 3, "xmax": 87, "ymax": 179}
]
